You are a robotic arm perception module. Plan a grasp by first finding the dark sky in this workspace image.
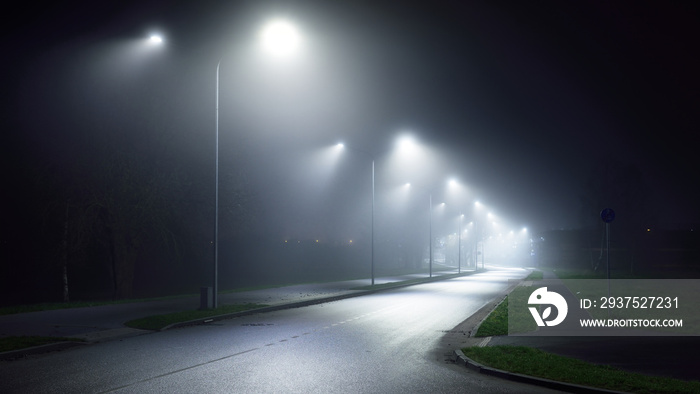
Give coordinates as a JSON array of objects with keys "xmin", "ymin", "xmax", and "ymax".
[{"xmin": 3, "ymin": 0, "xmax": 699, "ymax": 241}]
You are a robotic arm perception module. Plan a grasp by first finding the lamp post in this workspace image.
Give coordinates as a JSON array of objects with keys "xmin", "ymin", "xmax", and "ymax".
[
  {"xmin": 405, "ymin": 184, "xmax": 444, "ymax": 278},
  {"xmin": 458, "ymin": 214, "xmax": 463, "ymax": 273},
  {"xmin": 473, "ymin": 201, "xmax": 484, "ymax": 271},
  {"xmin": 409, "ymin": 184, "xmax": 434, "ymax": 278},
  {"xmin": 445, "ymin": 179, "xmax": 466, "ymax": 274},
  {"xmin": 429, "ymin": 193, "xmax": 433, "ymax": 277},
  {"xmin": 214, "ymin": 61, "xmax": 220, "ymax": 309},
  {"xmin": 337, "ymin": 143, "xmax": 375, "ymax": 286},
  {"xmin": 371, "ymin": 159, "xmax": 375, "ymax": 285},
  {"xmin": 213, "ymin": 19, "xmax": 301, "ymax": 309}
]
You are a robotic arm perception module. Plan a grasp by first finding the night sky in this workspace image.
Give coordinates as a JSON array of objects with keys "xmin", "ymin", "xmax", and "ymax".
[{"xmin": 3, "ymin": 0, "xmax": 699, "ymax": 244}]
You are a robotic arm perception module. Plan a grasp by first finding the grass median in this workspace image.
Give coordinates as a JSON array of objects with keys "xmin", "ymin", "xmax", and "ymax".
[
  {"xmin": 125, "ymin": 303, "xmax": 269, "ymax": 331},
  {"xmin": 474, "ymin": 270, "xmax": 541, "ymax": 337}
]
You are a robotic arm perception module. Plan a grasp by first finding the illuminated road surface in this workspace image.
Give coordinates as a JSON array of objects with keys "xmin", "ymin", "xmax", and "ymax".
[{"xmin": 1, "ymin": 268, "xmax": 560, "ymax": 393}]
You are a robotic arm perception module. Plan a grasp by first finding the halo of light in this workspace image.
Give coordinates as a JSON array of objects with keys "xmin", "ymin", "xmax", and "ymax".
[
  {"xmin": 149, "ymin": 35, "xmax": 163, "ymax": 44},
  {"xmin": 260, "ymin": 19, "xmax": 301, "ymax": 56}
]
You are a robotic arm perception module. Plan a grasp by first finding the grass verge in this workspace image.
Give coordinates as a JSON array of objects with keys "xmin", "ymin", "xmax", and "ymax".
[
  {"xmin": 475, "ymin": 286, "xmax": 537, "ymax": 336},
  {"xmin": 0, "ymin": 336, "xmax": 85, "ymax": 353},
  {"xmin": 524, "ymin": 270, "xmax": 543, "ymax": 280},
  {"xmin": 474, "ymin": 270, "xmax": 541, "ymax": 337},
  {"xmin": 474, "ymin": 295, "xmax": 509, "ymax": 337},
  {"xmin": 462, "ymin": 345, "xmax": 700, "ymax": 394},
  {"xmin": 124, "ymin": 303, "xmax": 268, "ymax": 331}
]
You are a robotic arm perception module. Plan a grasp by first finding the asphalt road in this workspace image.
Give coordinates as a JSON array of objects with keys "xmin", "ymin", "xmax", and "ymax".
[{"xmin": 0, "ymin": 268, "xmax": 562, "ymax": 393}]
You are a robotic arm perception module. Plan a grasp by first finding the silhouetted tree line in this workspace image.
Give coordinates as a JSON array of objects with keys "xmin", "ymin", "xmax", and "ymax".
[
  {"xmin": 24, "ymin": 132, "xmax": 194, "ymax": 301},
  {"xmin": 2, "ymin": 80, "xmax": 259, "ymax": 305}
]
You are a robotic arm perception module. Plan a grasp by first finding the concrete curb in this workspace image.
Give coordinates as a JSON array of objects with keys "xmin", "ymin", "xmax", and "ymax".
[
  {"xmin": 0, "ymin": 328, "xmax": 152, "ymax": 361},
  {"xmin": 0, "ymin": 341, "xmax": 87, "ymax": 361},
  {"xmin": 453, "ymin": 349, "xmax": 629, "ymax": 394}
]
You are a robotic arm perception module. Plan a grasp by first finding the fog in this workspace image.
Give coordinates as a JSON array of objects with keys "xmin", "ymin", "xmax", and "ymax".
[{"xmin": 2, "ymin": 0, "xmax": 697, "ymax": 303}]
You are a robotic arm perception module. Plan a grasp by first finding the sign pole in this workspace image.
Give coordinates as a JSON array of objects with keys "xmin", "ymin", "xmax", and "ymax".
[
  {"xmin": 600, "ymin": 208, "xmax": 615, "ymax": 301},
  {"xmin": 606, "ymin": 222, "xmax": 610, "ymax": 298}
]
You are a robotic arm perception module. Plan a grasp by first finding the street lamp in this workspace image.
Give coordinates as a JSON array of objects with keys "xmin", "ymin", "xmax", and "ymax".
[
  {"xmin": 213, "ymin": 19, "xmax": 301, "ymax": 309},
  {"xmin": 429, "ymin": 192, "xmax": 433, "ymax": 277},
  {"xmin": 260, "ymin": 19, "xmax": 301, "ymax": 57},
  {"xmin": 336, "ymin": 142, "xmax": 376, "ymax": 286},
  {"xmin": 406, "ymin": 180, "xmax": 458, "ymax": 278},
  {"xmin": 458, "ymin": 214, "xmax": 464, "ymax": 273},
  {"xmin": 403, "ymin": 183, "xmax": 434, "ymax": 277},
  {"xmin": 473, "ymin": 201, "xmax": 484, "ymax": 270},
  {"xmin": 148, "ymin": 35, "xmax": 163, "ymax": 44}
]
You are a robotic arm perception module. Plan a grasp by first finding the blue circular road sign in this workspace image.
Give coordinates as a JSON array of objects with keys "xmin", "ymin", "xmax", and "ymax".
[{"xmin": 600, "ymin": 208, "xmax": 615, "ymax": 223}]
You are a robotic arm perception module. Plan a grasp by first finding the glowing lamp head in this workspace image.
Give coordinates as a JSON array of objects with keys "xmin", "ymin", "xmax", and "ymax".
[
  {"xmin": 397, "ymin": 135, "xmax": 418, "ymax": 152},
  {"xmin": 149, "ymin": 35, "xmax": 163, "ymax": 44},
  {"xmin": 261, "ymin": 19, "xmax": 301, "ymax": 56}
]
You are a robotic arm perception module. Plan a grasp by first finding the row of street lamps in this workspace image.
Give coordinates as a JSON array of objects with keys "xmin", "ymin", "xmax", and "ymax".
[
  {"xmin": 335, "ymin": 137, "xmax": 525, "ymax": 283},
  {"xmin": 146, "ymin": 19, "xmax": 526, "ymax": 309}
]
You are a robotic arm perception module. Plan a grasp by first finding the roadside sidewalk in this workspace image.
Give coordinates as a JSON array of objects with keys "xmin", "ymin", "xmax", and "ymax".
[{"xmin": 0, "ymin": 270, "xmax": 469, "ymax": 357}]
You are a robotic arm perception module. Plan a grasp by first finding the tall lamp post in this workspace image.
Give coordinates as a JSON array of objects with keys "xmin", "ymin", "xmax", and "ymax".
[
  {"xmin": 405, "ymin": 185, "xmax": 439, "ymax": 278},
  {"xmin": 458, "ymin": 214, "xmax": 463, "ymax": 273},
  {"xmin": 429, "ymin": 193, "xmax": 433, "ymax": 278},
  {"xmin": 337, "ymin": 143, "xmax": 375, "ymax": 286},
  {"xmin": 214, "ymin": 60, "xmax": 220, "ymax": 308},
  {"xmin": 473, "ymin": 201, "xmax": 483, "ymax": 271},
  {"xmin": 213, "ymin": 19, "xmax": 301, "ymax": 309},
  {"xmin": 371, "ymin": 159, "xmax": 375, "ymax": 285},
  {"xmin": 407, "ymin": 184, "xmax": 433, "ymax": 278}
]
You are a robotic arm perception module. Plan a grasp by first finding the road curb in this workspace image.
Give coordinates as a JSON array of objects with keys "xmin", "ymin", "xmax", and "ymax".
[
  {"xmin": 0, "ymin": 341, "xmax": 88, "ymax": 361},
  {"xmin": 0, "ymin": 328, "xmax": 152, "ymax": 361},
  {"xmin": 453, "ymin": 349, "xmax": 628, "ymax": 394}
]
